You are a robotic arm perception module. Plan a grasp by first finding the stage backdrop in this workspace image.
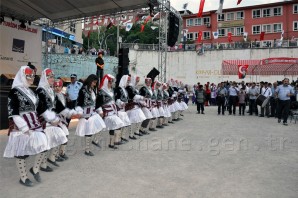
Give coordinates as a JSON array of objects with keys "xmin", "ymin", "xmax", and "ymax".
[{"xmin": 0, "ymin": 17, "xmax": 42, "ymax": 74}]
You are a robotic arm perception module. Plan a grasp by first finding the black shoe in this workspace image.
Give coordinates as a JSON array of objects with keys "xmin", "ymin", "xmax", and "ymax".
[
  {"xmin": 40, "ymin": 166, "xmax": 53, "ymax": 172},
  {"xmin": 149, "ymin": 128, "xmax": 157, "ymax": 131},
  {"xmin": 92, "ymin": 141, "xmax": 101, "ymax": 148},
  {"xmin": 56, "ymin": 156, "xmax": 65, "ymax": 162},
  {"xmin": 19, "ymin": 178, "xmax": 33, "ymax": 187},
  {"xmin": 134, "ymin": 132, "xmax": 143, "ymax": 136},
  {"xmin": 109, "ymin": 145, "xmax": 118, "ymax": 149},
  {"xmin": 60, "ymin": 154, "xmax": 69, "ymax": 160},
  {"xmin": 129, "ymin": 136, "xmax": 137, "ymax": 140},
  {"xmin": 84, "ymin": 151, "xmax": 94, "ymax": 156},
  {"xmin": 121, "ymin": 138, "xmax": 129, "ymax": 142},
  {"xmin": 283, "ymin": 122, "xmax": 288, "ymax": 126},
  {"xmin": 259, "ymin": 115, "xmax": 264, "ymax": 117},
  {"xmin": 168, "ymin": 121, "xmax": 174, "ymax": 124},
  {"xmin": 140, "ymin": 131, "xmax": 150, "ymax": 135},
  {"xmin": 114, "ymin": 141, "xmax": 123, "ymax": 145},
  {"xmin": 156, "ymin": 125, "xmax": 164, "ymax": 128},
  {"xmin": 30, "ymin": 168, "xmax": 41, "ymax": 182},
  {"xmin": 278, "ymin": 119, "xmax": 281, "ymax": 123},
  {"xmin": 47, "ymin": 159, "xmax": 59, "ymax": 167},
  {"xmin": 172, "ymin": 119, "xmax": 178, "ymax": 121},
  {"xmin": 180, "ymin": 114, "xmax": 184, "ymax": 116},
  {"xmin": 201, "ymin": 112, "xmax": 205, "ymax": 114}
]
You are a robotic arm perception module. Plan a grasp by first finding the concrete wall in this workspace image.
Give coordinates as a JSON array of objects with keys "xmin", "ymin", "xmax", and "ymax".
[{"xmin": 129, "ymin": 48, "xmax": 298, "ymax": 85}]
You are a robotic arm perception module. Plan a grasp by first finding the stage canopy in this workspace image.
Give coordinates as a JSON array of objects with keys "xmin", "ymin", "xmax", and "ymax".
[
  {"xmin": 0, "ymin": 0, "xmax": 152, "ymax": 23},
  {"xmin": 222, "ymin": 58, "xmax": 298, "ymax": 76}
]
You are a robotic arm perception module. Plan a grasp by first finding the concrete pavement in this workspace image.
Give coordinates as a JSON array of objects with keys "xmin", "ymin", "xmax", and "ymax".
[{"xmin": 0, "ymin": 105, "xmax": 297, "ymax": 198}]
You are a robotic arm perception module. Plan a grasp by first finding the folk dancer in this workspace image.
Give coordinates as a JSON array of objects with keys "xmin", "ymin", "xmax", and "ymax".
[
  {"xmin": 53, "ymin": 79, "xmax": 78, "ymax": 160},
  {"xmin": 139, "ymin": 77, "xmax": 154, "ymax": 134},
  {"xmin": 4, "ymin": 66, "xmax": 48, "ymax": 186},
  {"xmin": 114, "ymin": 75, "xmax": 132, "ymax": 144},
  {"xmin": 97, "ymin": 74, "xmax": 125, "ymax": 149},
  {"xmin": 75, "ymin": 74, "xmax": 106, "ymax": 156},
  {"xmin": 126, "ymin": 76, "xmax": 146, "ymax": 138},
  {"xmin": 36, "ymin": 69, "xmax": 68, "ymax": 169}
]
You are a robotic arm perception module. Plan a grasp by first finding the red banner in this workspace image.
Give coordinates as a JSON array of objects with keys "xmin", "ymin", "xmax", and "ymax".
[
  {"xmin": 197, "ymin": 0, "xmax": 205, "ymax": 17},
  {"xmin": 197, "ymin": 31, "xmax": 202, "ymax": 43},
  {"xmin": 140, "ymin": 24, "xmax": 145, "ymax": 32},
  {"xmin": 237, "ymin": 0, "xmax": 242, "ymax": 5},
  {"xmin": 260, "ymin": 32, "xmax": 265, "ymax": 41},
  {"xmin": 238, "ymin": 64, "xmax": 248, "ymax": 79},
  {"xmin": 228, "ymin": 32, "xmax": 232, "ymax": 42}
]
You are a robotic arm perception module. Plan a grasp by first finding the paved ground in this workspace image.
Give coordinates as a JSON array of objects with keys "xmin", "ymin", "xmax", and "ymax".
[{"xmin": 0, "ymin": 105, "xmax": 298, "ymax": 198}]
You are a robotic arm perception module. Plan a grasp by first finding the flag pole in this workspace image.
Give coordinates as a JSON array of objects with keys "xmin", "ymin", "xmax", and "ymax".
[{"xmin": 117, "ymin": 22, "xmax": 119, "ymax": 57}]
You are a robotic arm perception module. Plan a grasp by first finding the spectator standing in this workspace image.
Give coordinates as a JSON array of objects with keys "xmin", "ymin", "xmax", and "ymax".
[
  {"xmin": 238, "ymin": 87, "xmax": 246, "ymax": 116},
  {"xmin": 66, "ymin": 74, "xmax": 83, "ymax": 109},
  {"xmin": 217, "ymin": 82, "xmax": 227, "ymax": 115},
  {"xmin": 95, "ymin": 51, "xmax": 105, "ymax": 84},
  {"xmin": 248, "ymin": 82, "xmax": 259, "ymax": 116},
  {"xmin": 195, "ymin": 85, "xmax": 205, "ymax": 114}
]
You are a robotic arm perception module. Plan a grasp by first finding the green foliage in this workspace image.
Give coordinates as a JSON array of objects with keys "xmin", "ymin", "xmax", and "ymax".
[{"xmin": 82, "ymin": 22, "xmax": 159, "ymax": 56}]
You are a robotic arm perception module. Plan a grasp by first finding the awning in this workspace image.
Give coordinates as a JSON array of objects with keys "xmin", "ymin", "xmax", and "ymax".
[
  {"xmin": 222, "ymin": 58, "xmax": 298, "ymax": 76},
  {"xmin": 0, "ymin": 0, "xmax": 152, "ymax": 23}
]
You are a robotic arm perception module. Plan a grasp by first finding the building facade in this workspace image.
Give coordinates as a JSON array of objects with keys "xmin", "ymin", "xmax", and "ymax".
[{"xmin": 182, "ymin": 1, "xmax": 298, "ymax": 45}]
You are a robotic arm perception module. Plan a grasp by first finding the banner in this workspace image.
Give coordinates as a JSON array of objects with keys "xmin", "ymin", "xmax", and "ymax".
[
  {"xmin": 243, "ymin": 32, "xmax": 248, "ymax": 41},
  {"xmin": 262, "ymin": 58, "xmax": 298, "ymax": 65},
  {"xmin": 216, "ymin": 0, "xmax": 224, "ymax": 15},
  {"xmin": 260, "ymin": 31, "xmax": 265, "ymax": 41},
  {"xmin": 197, "ymin": 0, "xmax": 205, "ymax": 17},
  {"xmin": 213, "ymin": 32, "xmax": 219, "ymax": 39},
  {"xmin": 197, "ymin": 31, "xmax": 202, "ymax": 43},
  {"xmin": 238, "ymin": 64, "xmax": 248, "ymax": 79},
  {"xmin": 125, "ymin": 23, "xmax": 133, "ymax": 31},
  {"xmin": 237, "ymin": 0, "xmax": 242, "ymax": 5},
  {"xmin": 140, "ymin": 24, "xmax": 145, "ymax": 32},
  {"xmin": 228, "ymin": 32, "xmax": 232, "ymax": 42},
  {"xmin": 280, "ymin": 30, "xmax": 284, "ymax": 41}
]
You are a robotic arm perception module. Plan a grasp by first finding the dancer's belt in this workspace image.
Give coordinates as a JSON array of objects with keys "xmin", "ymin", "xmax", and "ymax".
[
  {"xmin": 125, "ymin": 102, "xmax": 138, "ymax": 111},
  {"xmin": 102, "ymin": 104, "xmax": 118, "ymax": 117}
]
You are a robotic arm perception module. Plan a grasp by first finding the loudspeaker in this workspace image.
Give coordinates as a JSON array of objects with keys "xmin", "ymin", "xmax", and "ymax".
[
  {"xmin": 167, "ymin": 12, "xmax": 180, "ymax": 47},
  {"xmin": 116, "ymin": 48, "xmax": 130, "ymax": 86},
  {"xmin": 0, "ymin": 74, "xmax": 15, "ymax": 85},
  {"xmin": 147, "ymin": 67, "xmax": 160, "ymax": 83}
]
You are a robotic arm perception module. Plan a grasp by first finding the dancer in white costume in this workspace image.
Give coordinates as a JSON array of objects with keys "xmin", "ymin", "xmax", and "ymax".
[
  {"xmin": 162, "ymin": 83, "xmax": 172, "ymax": 126},
  {"xmin": 53, "ymin": 79, "xmax": 78, "ymax": 160},
  {"xmin": 96, "ymin": 74, "xmax": 124, "ymax": 149},
  {"xmin": 126, "ymin": 76, "xmax": 146, "ymax": 139},
  {"xmin": 75, "ymin": 74, "xmax": 106, "ymax": 156},
  {"xmin": 155, "ymin": 81, "xmax": 166, "ymax": 128},
  {"xmin": 114, "ymin": 75, "xmax": 131, "ymax": 144},
  {"xmin": 168, "ymin": 79, "xmax": 181, "ymax": 122},
  {"xmin": 139, "ymin": 77, "xmax": 154, "ymax": 135},
  {"xmin": 36, "ymin": 69, "xmax": 68, "ymax": 170},
  {"xmin": 4, "ymin": 65, "xmax": 48, "ymax": 186}
]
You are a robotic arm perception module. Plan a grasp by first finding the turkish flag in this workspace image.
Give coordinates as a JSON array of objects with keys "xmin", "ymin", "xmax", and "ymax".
[
  {"xmin": 228, "ymin": 32, "xmax": 232, "ymax": 42},
  {"xmin": 87, "ymin": 30, "xmax": 91, "ymax": 38},
  {"xmin": 260, "ymin": 32, "xmax": 265, "ymax": 41},
  {"xmin": 237, "ymin": 0, "xmax": 242, "ymax": 5},
  {"xmin": 197, "ymin": 31, "xmax": 202, "ymax": 43},
  {"xmin": 197, "ymin": 0, "xmax": 205, "ymax": 17},
  {"xmin": 238, "ymin": 65, "xmax": 248, "ymax": 79}
]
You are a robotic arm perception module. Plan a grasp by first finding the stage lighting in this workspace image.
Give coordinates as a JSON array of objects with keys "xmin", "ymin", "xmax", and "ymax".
[{"xmin": 19, "ymin": 20, "xmax": 26, "ymax": 29}]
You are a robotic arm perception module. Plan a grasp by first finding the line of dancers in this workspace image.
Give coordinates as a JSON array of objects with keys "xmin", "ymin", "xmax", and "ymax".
[{"xmin": 3, "ymin": 65, "xmax": 188, "ymax": 187}]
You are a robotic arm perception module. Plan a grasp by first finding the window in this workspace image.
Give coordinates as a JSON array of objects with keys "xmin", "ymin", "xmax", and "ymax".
[
  {"xmin": 203, "ymin": 32, "xmax": 210, "ymax": 39},
  {"xmin": 273, "ymin": 7, "xmax": 282, "ymax": 16},
  {"xmin": 227, "ymin": 13, "xmax": 234, "ymax": 21},
  {"xmin": 218, "ymin": 29, "xmax": 226, "ymax": 37},
  {"xmin": 294, "ymin": 4, "xmax": 298, "ymax": 14},
  {"xmin": 203, "ymin": 17, "xmax": 210, "ymax": 25},
  {"xmin": 218, "ymin": 14, "xmax": 225, "ymax": 21},
  {"xmin": 273, "ymin": 23, "xmax": 282, "ymax": 32},
  {"xmin": 294, "ymin": 22, "xmax": 298, "ymax": 31},
  {"xmin": 263, "ymin": 8, "xmax": 271, "ymax": 17},
  {"xmin": 186, "ymin": 19, "xmax": 193, "ymax": 27},
  {"xmin": 262, "ymin": 24, "xmax": 271, "ymax": 33},
  {"xmin": 252, "ymin": 25, "xmax": 261, "ymax": 34},
  {"xmin": 187, "ymin": 33, "xmax": 193, "ymax": 40},
  {"xmin": 194, "ymin": 18, "xmax": 202, "ymax": 26},
  {"xmin": 84, "ymin": 27, "xmax": 90, "ymax": 31},
  {"xmin": 235, "ymin": 27, "xmax": 244, "ymax": 35},
  {"xmin": 70, "ymin": 22, "xmax": 76, "ymax": 33},
  {"xmin": 236, "ymin": 11, "xmax": 244, "ymax": 20},
  {"xmin": 253, "ymin": 9, "xmax": 261, "ymax": 18},
  {"xmin": 194, "ymin": 32, "xmax": 198, "ymax": 40},
  {"xmin": 129, "ymin": 15, "xmax": 134, "ymax": 19},
  {"xmin": 227, "ymin": 28, "xmax": 235, "ymax": 35}
]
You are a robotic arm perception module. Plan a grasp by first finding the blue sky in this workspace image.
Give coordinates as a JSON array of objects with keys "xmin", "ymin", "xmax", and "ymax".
[{"xmin": 171, "ymin": 0, "xmax": 285, "ymax": 13}]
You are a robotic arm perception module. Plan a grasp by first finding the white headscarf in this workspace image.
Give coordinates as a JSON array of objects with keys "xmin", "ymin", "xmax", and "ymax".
[
  {"xmin": 12, "ymin": 66, "xmax": 37, "ymax": 104},
  {"xmin": 12, "ymin": 66, "xmax": 31, "ymax": 88},
  {"xmin": 38, "ymin": 68, "xmax": 55, "ymax": 101},
  {"xmin": 100, "ymin": 74, "xmax": 115, "ymax": 97},
  {"xmin": 119, "ymin": 75, "xmax": 129, "ymax": 97}
]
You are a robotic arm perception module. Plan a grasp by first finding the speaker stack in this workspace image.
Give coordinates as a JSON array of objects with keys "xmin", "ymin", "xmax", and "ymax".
[
  {"xmin": 116, "ymin": 48, "xmax": 130, "ymax": 86},
  {"xmin": 167, "ymin": 12, "xmax": 180, "ymax": 47}
]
